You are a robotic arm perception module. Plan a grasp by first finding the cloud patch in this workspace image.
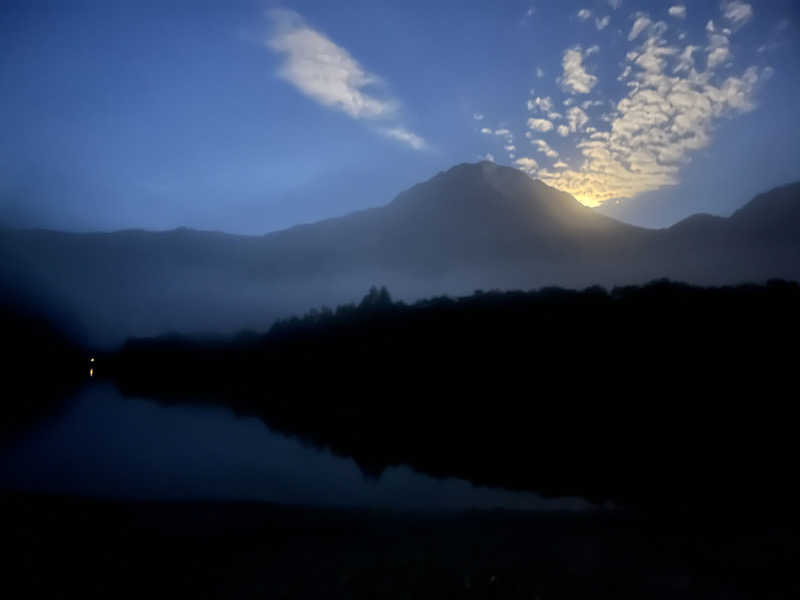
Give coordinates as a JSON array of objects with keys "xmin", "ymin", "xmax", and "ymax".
[
  {"xmin": 514, "ymin": 157, "xmax": 539, "ymax": 173},
  {"xmin": 379, "ymin": 127, "xmax": 426, "ymax": 150},
  {"xmin": 535, "ymin": 22, "xmax": 770, "ymax": 206},
  {"xmin": 267, "ymin": 10, "xmax": 426, "ymax": 149},
  {"xmin": 722, "ymin": 1, "xmax": 753, "ymax": 27},
  {"xmin": 527, "ymin": 118, "xmax": 554, "ymax": 133},
  {"xmin": 527, "ymin": 96, "xmax": 553, "ymax": 112},
  {"xmin": 531, "ymin": 139, "xmax": 559, "ymax": 158},
  {"xmin": 628, "ymin": 15, "xmax": 653, "ymax": 41},
  {"xmin": 668, "ymin": 6, "xmax": 687, "ymax": 19},
  {"xmin": 559, "ymin": 47, "xmax": 598, "ymax": 94},
  {"xmin": 567, "ymin": 106, "xmax": 590, "ymax": 133}
]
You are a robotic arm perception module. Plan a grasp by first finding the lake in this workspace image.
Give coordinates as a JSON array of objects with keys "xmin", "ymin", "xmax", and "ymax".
[{"xmin": 1, "ymin": 383, "xmax": 590, "ymax": 511}]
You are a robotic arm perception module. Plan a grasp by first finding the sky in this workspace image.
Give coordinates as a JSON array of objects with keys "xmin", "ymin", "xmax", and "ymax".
[{"xmin": 1, "ymin": 0, "xmax": 798, "ymax": 233}]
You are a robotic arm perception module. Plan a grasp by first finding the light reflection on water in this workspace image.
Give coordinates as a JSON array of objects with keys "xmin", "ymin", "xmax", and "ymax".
[{"xmin": 0, "ymin": 383, "xmax": 590, "ymax": 512}]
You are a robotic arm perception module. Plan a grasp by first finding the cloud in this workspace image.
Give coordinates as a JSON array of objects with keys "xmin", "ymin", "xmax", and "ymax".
[
  {"xmin": 560, "ymin": 47, "xmax": 598, "ymax": 94},
  {"xmin": 483, "ymin": 153, "xmax": 495, "ymax": 163},
  {"xmin": 577, "ymin": 9, "xmax": 592, "ymax": 21},
  {"xmin": 527, "ymin": 118, "xmax": 554, "ymax": 132},
  {"xmin": 673, "ymin": 45, "xmax": 698, "ymax": 73},
  {"xmin": 480, "ymin": 128, "xmax": 492, "ymax": 134},
  {"xmin": 567, "ymin": 106, "xmax": 590, "ymax": 132},
  {"xmin": 527, "ymin": 96, "xmax": 553, "ymax": 112},
  {"xmin": 596, "ymin": 16, "xmax": 611, "ymax": 31},
  {"xmin": 267, "ymin": 10, "xmax": 395, "ymax": 119},
  {"xmin": 267, "ymin": 10, "xmax": 426, "ymax": 150},
  {"xmin": 722, "ymin": 1, "xmax": 753, "ymax": 27},
  {"xmin": 553, "ymin": 160, "xmax": 569, "ymax": 169},
  {"xmin": 608, "ymin": 0, "xmax": 622, "ymax": 9},
  {"xmin": 379, "ymin": 127, "xmax": 427, "ymax": 150},
  {"xmin": 536, "ymin": 21, "xmax": 770, "ymax": 206},
  {"xmin": 586, "ymin": 45, "xmax": 600, "ymax": 57},
  {"xmin": 627, "ymin": 35, "xmax": 678, "ymax": 74},
  {"xmin": 531, "ymin": 139, "xmax": 559, "ymax": 158},
  {"xmin": 668, "ymin": 6, "xmax": 687, "ymax": 19},
  {"xmin": 473, "ymin": 113, "xmax": 484, "ymax": 120},
  {"xmin": 707, "ymin": 32, "xmax": 731, "ymax": 69},
  {"xmin": 628, "ymin": 15, "xmax": 652, "ymax": 41},
  {"xmin": 494, "ymin": 128, "xmax": 511, "ymax": 136},
  {"xmin": 536, "ymin": 67, "xmax": 545, "ymax": 78},
  {"xmin": 514, "ymin": 157, "xmax": 539, "ymax": 173},
  {"xmin": 505, "ymin": 144, "xmax": 516, "ymax": 152},
  {"xmin": 557, "ymin": 125, "xmax": 570, "ymax": 137}
]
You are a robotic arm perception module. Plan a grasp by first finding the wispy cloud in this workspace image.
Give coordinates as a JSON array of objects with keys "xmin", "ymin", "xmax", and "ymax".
[
  {"xmin": 267, "ymin": 10, "xmax": 393, "ymax": 118},
  {"xmin": 596, "ymin": 16, "xmax": 611, "ymax": 31},
  {"xmin": 577, "ymin": 9, "xmax": 592, "ymax": 21},
  {"xmin": 379, "ymin": 127, "xmax": 427, "ymax": 150},
  {"xmin": 267, "ymin": 9, "xmax": 426, "ymax": 150}
]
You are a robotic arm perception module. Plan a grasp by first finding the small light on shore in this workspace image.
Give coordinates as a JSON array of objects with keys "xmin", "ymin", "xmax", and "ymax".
[
  {"xmin": 89, "ymin": 367, "xmax": 94, "ymax": 377},
  {"xmin": 90, "ymin": 357, "xmax": 95, "ymax": 363}
]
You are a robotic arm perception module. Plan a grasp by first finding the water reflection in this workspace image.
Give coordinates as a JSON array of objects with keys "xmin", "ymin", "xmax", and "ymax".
[{"xmin": 0, "ymin": 384, "xmax": 590, "ymax": 511}]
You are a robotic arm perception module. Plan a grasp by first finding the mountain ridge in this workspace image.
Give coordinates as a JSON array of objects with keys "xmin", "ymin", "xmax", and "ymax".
[
  {"xmin": 5, "ymin": 163, "xmax": 796, "ymax": 238},
  {"xmin": 1, "ymin": 162, "xmax": 799, "ymax": 345}
]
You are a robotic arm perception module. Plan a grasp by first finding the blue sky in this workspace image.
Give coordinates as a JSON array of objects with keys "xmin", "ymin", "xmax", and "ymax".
[{"xmin": 1, "ymin": 0, "xmax": 798, "ymax": 232}]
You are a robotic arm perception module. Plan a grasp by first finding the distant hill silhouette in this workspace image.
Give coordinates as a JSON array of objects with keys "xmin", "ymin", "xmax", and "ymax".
[{"xmin": 1, "ymin": 162, "xmax": 798, "ymax": 345}]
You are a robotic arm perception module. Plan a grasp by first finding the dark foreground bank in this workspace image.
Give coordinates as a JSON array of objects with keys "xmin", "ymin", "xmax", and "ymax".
[{"xmin": 3, "ymin": 491, "xmax": 798, "ymax": 599}]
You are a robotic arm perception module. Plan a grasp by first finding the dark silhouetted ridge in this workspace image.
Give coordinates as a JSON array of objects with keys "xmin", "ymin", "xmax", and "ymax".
[{"xmin": 1, "ymin": 166, "xmax": 799, "ymax": 344}]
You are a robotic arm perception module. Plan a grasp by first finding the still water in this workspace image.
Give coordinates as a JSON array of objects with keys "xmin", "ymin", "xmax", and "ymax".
[{"xmin": 1, "ymin": 384, "xmax": 589, "ymax": 511}]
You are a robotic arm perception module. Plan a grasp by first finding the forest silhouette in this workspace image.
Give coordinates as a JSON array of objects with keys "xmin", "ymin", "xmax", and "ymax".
[{"xmin": 101, "ymin": 279, "xmax": 799, "ymax": 517}]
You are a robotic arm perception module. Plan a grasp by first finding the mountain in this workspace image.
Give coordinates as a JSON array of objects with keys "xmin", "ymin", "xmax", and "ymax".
[{"xmin": 1, "ymin": 162, "xmax": 799, "ymax": 346}]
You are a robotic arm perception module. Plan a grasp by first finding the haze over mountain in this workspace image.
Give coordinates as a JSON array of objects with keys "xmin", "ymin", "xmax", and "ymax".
[{"xmin": 2, "ymin": 161, "xmax": 798, "ymax": 346}]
